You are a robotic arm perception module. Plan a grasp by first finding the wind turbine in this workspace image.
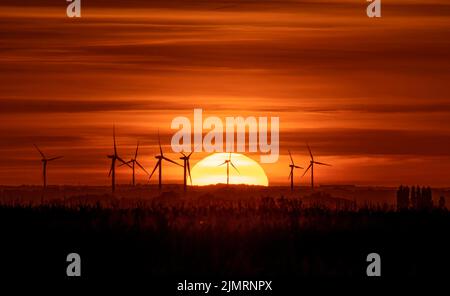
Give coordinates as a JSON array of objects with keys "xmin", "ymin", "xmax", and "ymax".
[
  {"xmin": 121, "ymin": 141, "xmax": 149, "ymax": 186},
  {"xmin": 288, "ymin": 150, "xmax": 303, "ymax": 191},
  {"xmin": 302, "ymin": 144, "xmax": 331, "ymax": 190},
  {"xmin": 33, "ymin": 144, "xmax": 63, "ymax": 189},
  {"xmin": 179, "ymin": 151, "xmax": 194, "ymax": 191},
  {"xmin": 218, "ymin": 153, "xmax": 239, "ymax": 185},
  {"xmin": 149, "ymin": 131, "xmax": 182, "ymax": 189},
  {"xmin": 107, "ymin": 126, "xmax": 131, "ymax": 193}
]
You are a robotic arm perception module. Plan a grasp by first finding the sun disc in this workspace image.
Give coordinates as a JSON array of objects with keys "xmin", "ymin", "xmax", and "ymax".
[{"xmin": 190, "ymin": 153, "xmax": 269, "ymax": 186}]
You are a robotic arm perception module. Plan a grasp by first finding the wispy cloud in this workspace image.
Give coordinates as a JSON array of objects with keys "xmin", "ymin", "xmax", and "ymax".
[{"xmin": 0, "ymin": 1, "xmax": 449, "ymax": 185}]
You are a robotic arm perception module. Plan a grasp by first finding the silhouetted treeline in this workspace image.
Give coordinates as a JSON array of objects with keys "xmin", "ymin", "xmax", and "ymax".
[{"xmin": 397, "ymin": 185, "xmax": 445, "ymax": 210}]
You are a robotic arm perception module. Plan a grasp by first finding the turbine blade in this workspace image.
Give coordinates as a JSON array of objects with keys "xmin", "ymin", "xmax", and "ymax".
[
  {"xmin": 230, "ymin": 161, "xmax": 240, "ymax": 174},
  {"xmin": 314, "ymin": 161, "xmax": 332, "ymax": 166},
  {"xmin": 33, "ymin": 144, "xmax": 46, "ymax": 159},
  {"xmin": 306, "ymin": 143, "xmax": 313, "ymax": 161},
  {"xmin": 119, "ymin": 160, "xmax": 133, "ymax": 167},
  {"xmin": 47, "ymin": 156, "xmax": 63, "ymax": 161},
  {"xmin": 218, "ymin": 161, "xmax": 227, "ymax": 167},
  {"xmin": 229, "ymin": 152, "xmax": 232, "ymax": 161},
  {"xmin": 108, "ymin": 161, "xmax": 114, "ymax": 177},
  {"xmin": 135, "ymin": 141, "xmax": 139, "ymax": 159},
  {"xmin": 302, "ymin": 164, "xmax": 312, "ymax": 177},
  {"xmin": 187, "ymin": 160, "xmax": 192, "ymax": 185},
  {"xmin": 136, "ymin": 160, "xmax": 149, "ymax": 175},
  {"xmin": 117, "ymin": 156, "xmax": 131, "ymax": 168},
  {"xmin": 294, "ymin": 165, "xmax": 303, "ymax": 169},
  {"xmin": 113, "ymin": 125, "xmax": 117, "ymax": 155},
  {"xmin": 288, "ymin": 170, "xmax": 292, "ymax": 179},
  {"xmin": 149, "ymin": 160, "xmax": 160, "ymax": 180},
  {"xmin": 158, "ymin": 130, "xmax": 163, "ymax": 156},
  {"xmin": 162, "ymin": 156, "xmax": 183, "ymax": 167},
  {"xmin": 288, "ymin": 150, "xmax": 294, "ymax": 165},
  {"xmin": 188, "ymin": 144, "xmax": 200, "ymax": 157}
]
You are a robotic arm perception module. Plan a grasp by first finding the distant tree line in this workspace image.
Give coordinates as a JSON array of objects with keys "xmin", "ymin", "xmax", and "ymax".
[{"xmin": 397, "ymin": 185, "xmax": 446, "ymax": 210}]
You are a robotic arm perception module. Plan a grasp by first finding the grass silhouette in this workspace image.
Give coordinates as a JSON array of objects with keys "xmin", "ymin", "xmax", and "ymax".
[{"xmin": 0, "ymin": 188, "xmax": 449, "ymax": 279}]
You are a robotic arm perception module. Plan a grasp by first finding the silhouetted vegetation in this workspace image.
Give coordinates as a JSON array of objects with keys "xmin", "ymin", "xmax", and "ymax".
[{"xmin": 0, "ymin": 186, "xmax": 449, "ymax": 279}]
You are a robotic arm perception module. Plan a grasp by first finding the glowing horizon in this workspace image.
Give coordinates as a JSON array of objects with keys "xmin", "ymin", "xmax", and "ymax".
[{"xmin": 190, "ymin": 153, "xmax": 269, "ymax": 187}]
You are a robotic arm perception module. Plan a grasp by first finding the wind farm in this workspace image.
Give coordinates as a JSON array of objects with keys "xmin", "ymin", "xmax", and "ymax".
[
  {"xmin": 34, "ymin": 127, "xmax": 338, "ymax": 191},
  {"xmin": 28, "ymin": 129, "xmax": 363, "ymax": 192}
]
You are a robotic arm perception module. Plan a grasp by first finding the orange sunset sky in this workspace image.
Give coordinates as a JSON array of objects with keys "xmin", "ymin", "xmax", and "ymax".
[{"xmin": 0, "ymin": 0, "xmax": 449, "ymax": 186}]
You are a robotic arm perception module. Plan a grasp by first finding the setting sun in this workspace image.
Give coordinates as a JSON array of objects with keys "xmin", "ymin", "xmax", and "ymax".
[{"xmin": 191, "ymin": 153, "xmax": 269, "ymax": 186}]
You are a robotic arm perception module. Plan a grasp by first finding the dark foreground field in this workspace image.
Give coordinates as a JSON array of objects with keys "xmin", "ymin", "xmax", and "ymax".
[{"xmin": 0, "ymin": 190, "xmax": 449, "ymax": 282}]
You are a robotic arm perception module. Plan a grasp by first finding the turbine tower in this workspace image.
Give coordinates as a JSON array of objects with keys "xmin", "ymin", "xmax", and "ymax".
[
  {"xmin": 122, "ymin": 141, "xmax": 149, "ymax": 186},
  {"xmin": 288, "ymin": 150, "xmax": 303, "ymax": 191},
  {"xmin": 149, "ymin": 131, "xmax": 182, "ymax": 189},
  {"xmin": 302, "ymin": 144, "xmax": 331, "ymax": 190},
  {"xmin": 107, "ymin": 125, "xmax": 131, "ymax": 193},
  {"xmin": 33, "ymin": 144, "xmax": 63, "ymax": 189},
  {"xmin": 218, "ymin": 153, "xmax": 239, "ymax": 185},
  {"xmin": 179, "ymin": 151, "xmax": 194, "ymax": 191}
]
